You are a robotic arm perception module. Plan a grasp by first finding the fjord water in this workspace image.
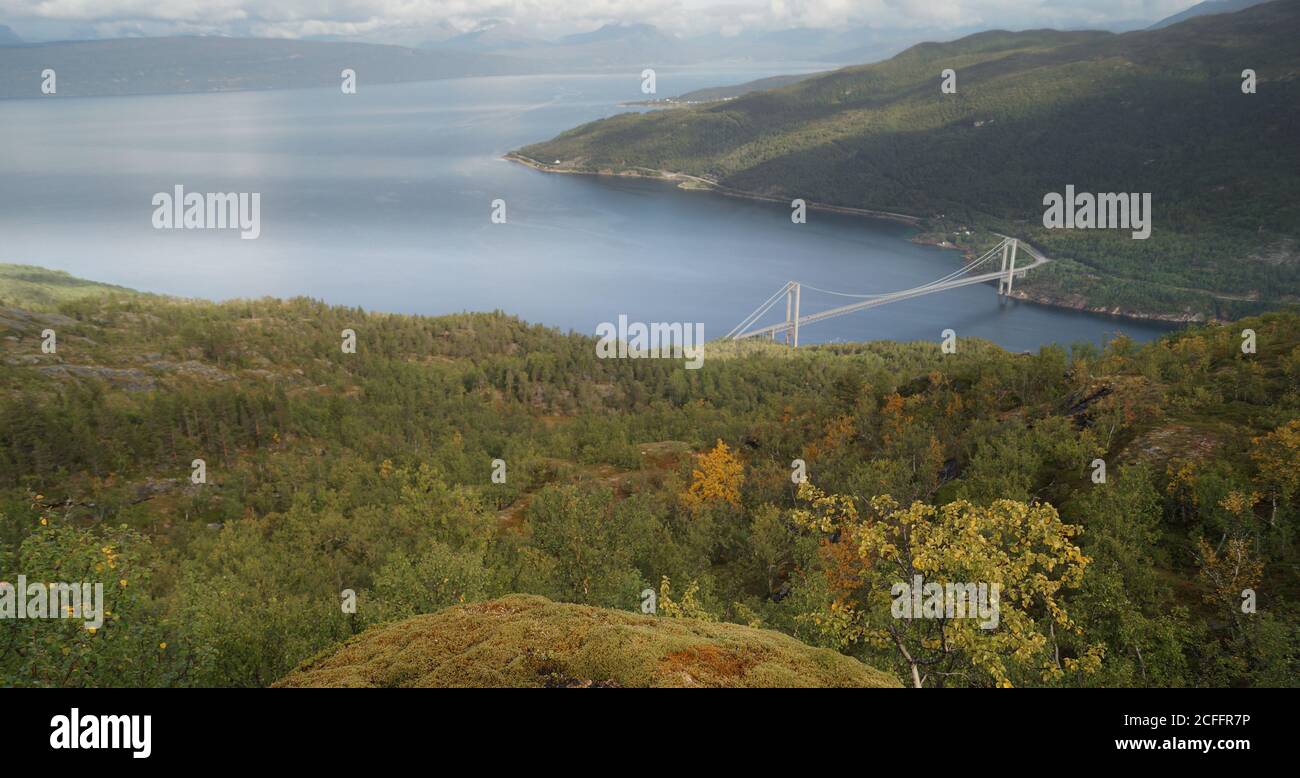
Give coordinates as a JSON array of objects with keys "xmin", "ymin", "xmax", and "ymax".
[{"xmin": 0, "ymin": 70, "xmax": 1172, "ymax": 349}]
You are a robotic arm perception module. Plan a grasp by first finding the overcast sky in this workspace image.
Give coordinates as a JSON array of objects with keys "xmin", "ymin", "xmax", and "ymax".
[{"xmin": 0, "ymin": 0, "xmax": 1207, "ymax": 43}]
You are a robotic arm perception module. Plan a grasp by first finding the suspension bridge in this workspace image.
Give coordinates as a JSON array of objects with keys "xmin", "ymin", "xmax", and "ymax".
[{"xmin": 726, "ymin": 236, "xmax": 1048, "ymax": 346}]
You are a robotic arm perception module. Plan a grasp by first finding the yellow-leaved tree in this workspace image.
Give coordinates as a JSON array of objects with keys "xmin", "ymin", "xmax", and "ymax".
[
  {"xmin": 682, "ymin": 439, "xmax": 744, "ymax": 514},
  {"xmin": 657, "ymin": 576, "xmax": 715, "ymax": 621},
  {"xmin": 1250, "ymin": 419, "xmax": 1300, "ymax": 526},
  {"xmin": 1195, "ymin": 537, "xmax": 1263, "ymax": 627},
  {"xmin": 791, "ymin": 483, "xmax": 1101, "ymax": 688}
]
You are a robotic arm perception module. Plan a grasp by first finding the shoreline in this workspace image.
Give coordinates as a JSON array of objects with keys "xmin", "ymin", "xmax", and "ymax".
[
  {"xmin": 505, "ymin": 152, "xmax": 923, "ymax": 226},
  {"xmin": 1002, "ymin": 290, "xmax": 1204, "ymax": 325},
  {"xmin": 505, "ymin": 153, "xmax": 1206, "ymax": 326}
]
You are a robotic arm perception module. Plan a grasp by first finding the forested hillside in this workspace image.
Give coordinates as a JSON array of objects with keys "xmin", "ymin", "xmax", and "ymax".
[
  {"xmin": 518, "ymin": 1, "xmax": 1300, "ymax": 321},
  {"xmin": 1, "ymin": 265, "xmax": 1296, "ymax": 687}
]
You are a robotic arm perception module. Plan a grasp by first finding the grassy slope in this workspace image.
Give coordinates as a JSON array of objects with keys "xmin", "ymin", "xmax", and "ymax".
[
  {"xmin": 0, "ymin": 264, "xmax": 139, "ymax": 310},
  {"xmin": 275, "ymin": 594, "xmax": 901, "ymax": 688},
  {"xmin": 518, "ymin": 2, "xmax": 1300, "ymax": 320}
]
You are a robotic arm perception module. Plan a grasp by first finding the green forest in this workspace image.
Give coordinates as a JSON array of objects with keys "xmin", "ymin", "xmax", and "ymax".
[
  {"xmin": 519, "ymin": 1, "xmax": 1300, "ymax": 321},
  {"xmin": 1, "ymin": 266, "xmax": 1297, "ymax": 687}
]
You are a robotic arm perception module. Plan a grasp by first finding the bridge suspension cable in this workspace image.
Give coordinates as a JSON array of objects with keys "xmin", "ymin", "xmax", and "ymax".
[
  {"xmin": 724, "ymin": 281, "xmax": 794, "ymax": 340},
  {"xmin": 796, "ymin": 240, "xmax": 1007, "ymax": 300}
]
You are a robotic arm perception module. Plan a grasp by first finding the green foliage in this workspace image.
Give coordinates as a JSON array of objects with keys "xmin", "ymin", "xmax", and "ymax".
[
  {"xmin": 369, "ymin": 543, "xmax": 497, "ymax": 621},
  {"xmin": 0, "ymin": 510, "xmax": 184, "ymax": 687},
  {"xmin": 1, "ymin": 272, "xmax": 1298, "ymax": 686}
]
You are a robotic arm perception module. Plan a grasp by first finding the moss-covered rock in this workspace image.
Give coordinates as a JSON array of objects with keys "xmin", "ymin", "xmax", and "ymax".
[{"xmin": 275, "ymin": 594, "xmax": 900, "ymax": 688}]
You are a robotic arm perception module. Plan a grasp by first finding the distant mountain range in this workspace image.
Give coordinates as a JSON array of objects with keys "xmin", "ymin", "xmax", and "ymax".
[
  {"xmin": 434, "ymin": 21, "xmax": 701, "ymax": 68},
  {"xmin": 428, "ymin": 19, "xmax": 547, "ymax": 51},
  {"xmin": 0, "ymin": 11, "xmax": 1187, "ymax": 100},
  {"xmin": 418, "ymin": 20, "xmax": 988, "ymax": 67},
  {"xmin": 0, "ymin": 36, "xmax": 521, "ymax": 99},
  {"xmin": 517, "ymin": 1, "xmax": 1300, "ymax": 321},
  {"xmin": 0, "ymin": 20, "xmax": 986, "ymax": 99}
]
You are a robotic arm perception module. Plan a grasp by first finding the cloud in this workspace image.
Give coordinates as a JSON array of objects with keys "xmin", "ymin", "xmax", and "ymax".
[{"xmin": 0, "ymin": 0, "xmax": 1202, "ymax": 41}]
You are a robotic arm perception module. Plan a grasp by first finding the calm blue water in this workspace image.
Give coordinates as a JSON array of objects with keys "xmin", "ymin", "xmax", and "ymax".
[{"xmin": 0, "ymin": 69, "xmax": 1172, "ymax": 349}]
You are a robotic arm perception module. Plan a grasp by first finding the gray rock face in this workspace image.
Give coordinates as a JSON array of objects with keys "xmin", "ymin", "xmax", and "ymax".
[
  {"xmin": 0, "ymin": 307, "xmax": 79, "ymax": 334},
  {"xmin": 145, "ymin": 360, "xmax": 234, "ymax": 382},
  {"xmin": 36, "ymin": 364, "xmax": 157, "ymax": 392}
]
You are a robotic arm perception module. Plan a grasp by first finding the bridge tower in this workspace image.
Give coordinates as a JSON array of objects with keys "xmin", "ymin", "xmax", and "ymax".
[
  {"xmin": 783, "ymin": 282, "xmax": 801, "ymax": 348},
  {"xmin": 998, "ymin": 238, "xmax": 1019, "ymax": 297}
]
